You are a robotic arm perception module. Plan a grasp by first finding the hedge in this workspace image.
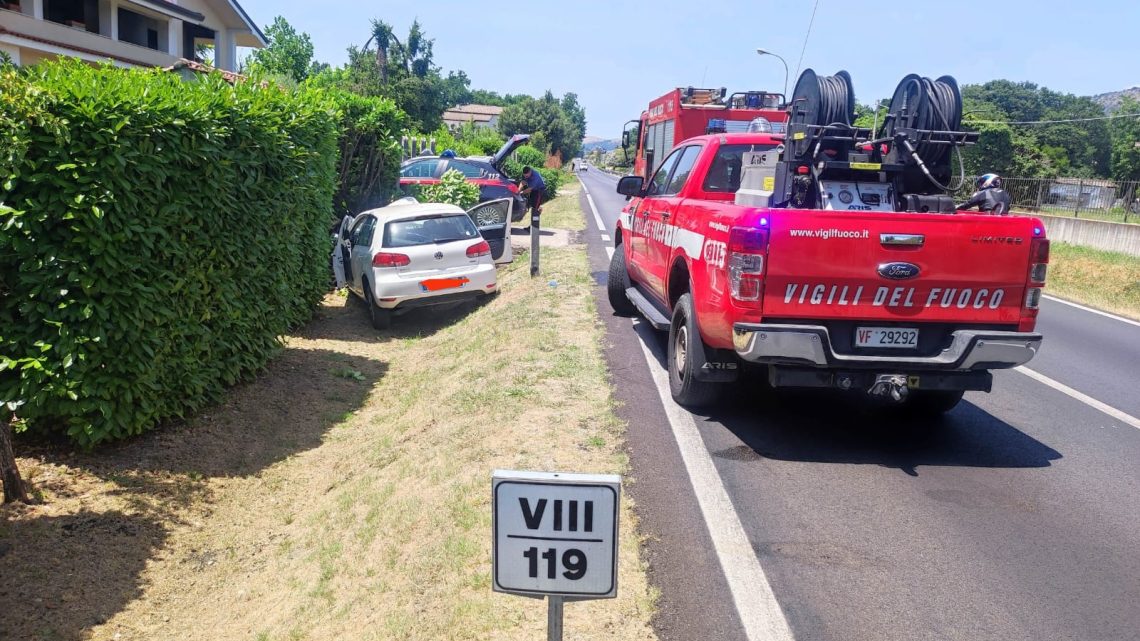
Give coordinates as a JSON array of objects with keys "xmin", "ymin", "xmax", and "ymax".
[
  {"xmin": 0, "ymin": 60, "xmax": 340, "ymax": 446},
  {"xmin": 327, "ymin": 89, "xmax": 405, "ymax": 218}
]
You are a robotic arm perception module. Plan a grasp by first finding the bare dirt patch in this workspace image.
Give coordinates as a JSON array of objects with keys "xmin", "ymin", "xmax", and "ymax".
[{"xmin": 2, "ymin": 245, "xmax": 657, "ymax": 641}]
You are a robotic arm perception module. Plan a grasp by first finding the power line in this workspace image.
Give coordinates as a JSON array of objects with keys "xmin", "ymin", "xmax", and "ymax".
[
  {"xmin": 792, "ymin": 0, "xmax": 819, "ymax": 82},
  {"xmin": 972, "ymin": 112, "xmax": 1140, "ymax": 125}
]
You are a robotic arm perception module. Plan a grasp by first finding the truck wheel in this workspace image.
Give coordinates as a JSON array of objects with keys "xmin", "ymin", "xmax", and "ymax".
[
  {"xmin": 607, "ymin": 247, "xmax": 637, "ymax": 317},
  {"xmin": 668, "ymin": 293, "xmax": 720, "ymax": 408},
  {"xmin": 363, "ymin": 282, "xmax": 392, "ymax": 330},
  {"xmin": 906, "ymin": 390, "xmax": 964, "ymax": 416}
]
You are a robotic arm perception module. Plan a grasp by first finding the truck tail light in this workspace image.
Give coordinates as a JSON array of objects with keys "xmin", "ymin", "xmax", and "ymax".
[
  {"xmin": 1019, "ymin": 237, "xmax": 1049, "ymax": 330},
  {"xmin": 1025, "ymin": 288, "xmax": 1042, "ymax": 309},
  {"xmin": 466, "ymin": 240, "xmax": 491, "ymax": 258},
  {"xmin": 728, "ymin": 226, "xmax": 768, "ymax": 305},
  {"xmin": 1028, "ymin": 238, "xmax": 1049, "ymax": 285},
  {"xmin": 373, "ymin": 252, "xmax": 410, "ymax": 268}
]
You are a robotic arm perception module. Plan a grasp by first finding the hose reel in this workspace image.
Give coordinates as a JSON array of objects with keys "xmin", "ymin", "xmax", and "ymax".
[
  {"xmin": 882, "ymin": 74, "xmax": 963, "ymax": 169},
  {"xmin": 787, "ymin": 69, "xmax": 855, "ymax": 156},
  {"xmin": 774, "ymin": 69, "xmax": 978, "ymax": 211}
]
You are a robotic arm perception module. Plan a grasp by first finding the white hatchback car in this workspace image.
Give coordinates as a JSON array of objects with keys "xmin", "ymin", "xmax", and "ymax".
[{"xmin": 333, "ymin": 199, "xmax": 498, "ymax": 329}]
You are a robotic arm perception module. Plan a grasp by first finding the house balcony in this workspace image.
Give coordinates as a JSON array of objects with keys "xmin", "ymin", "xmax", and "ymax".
[{"xmin": 0, "ymin": 3, "xmax": 179, "ymax": 68}]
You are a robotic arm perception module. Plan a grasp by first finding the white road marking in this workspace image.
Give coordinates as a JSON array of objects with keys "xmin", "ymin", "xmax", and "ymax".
[
  {"xmin": 605, "ymin": 246, "xmax": 614, "ymax": 260},
  {"xmin": 1043, "ymin": 295, "xmax": 1140, "ymax": 328},
  {"xmin": 632, "ymin": 324, "xmax": 796, "ymax": 641},
  {"xmin": 600, "ymin": 233, "xmax": 611, "ymax": 243},
  {"xmin": 579, "ymin": 180, "xmax": 608, "ymax": 233},
  {"xmin": 1016, "ymin": 366, "xmax": 1140, "ymax": 430}
]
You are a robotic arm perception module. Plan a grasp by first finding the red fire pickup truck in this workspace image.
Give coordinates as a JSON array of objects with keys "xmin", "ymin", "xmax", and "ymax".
[{"xmin": 608, "ymin": 128, "xmax": 1049, "ymax": 414}]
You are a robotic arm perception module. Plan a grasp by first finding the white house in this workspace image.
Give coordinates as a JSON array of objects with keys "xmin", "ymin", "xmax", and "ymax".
[
  {"xmin": 442, "ymin": 104, "xmax": 504, "ymax": 131},
  {"xmin": 0, "ymin": 0, "xmax": 264, "ymax": 71}
]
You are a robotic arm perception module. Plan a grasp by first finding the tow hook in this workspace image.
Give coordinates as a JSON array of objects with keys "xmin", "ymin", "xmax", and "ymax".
[{"xmin": 869, "ymin": 374, "xmax": 909, "ymax": 402}]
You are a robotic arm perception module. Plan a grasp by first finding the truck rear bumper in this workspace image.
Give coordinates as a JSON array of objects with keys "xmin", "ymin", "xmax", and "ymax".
[{"xmin": 732, "ymin": 323, "xmax": 1041, "ymax": 370}]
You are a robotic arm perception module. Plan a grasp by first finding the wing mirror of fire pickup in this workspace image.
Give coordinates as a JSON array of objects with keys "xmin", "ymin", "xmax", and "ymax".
[{"xmin": 617, "ymin": 175, "xmax": 646, "ymax": 199}]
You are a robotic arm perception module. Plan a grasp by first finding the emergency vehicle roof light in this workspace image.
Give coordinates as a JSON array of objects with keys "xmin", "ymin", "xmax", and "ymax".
[{"xmin": 748, "ymin": 117, "xmax": 773, "ymax": 133}]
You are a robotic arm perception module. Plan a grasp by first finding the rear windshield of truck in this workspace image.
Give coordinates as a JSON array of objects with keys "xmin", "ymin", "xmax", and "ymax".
[
  {"xmin": 703, "ymin": 144, "xmax": 780, "ymax": 193},
  {"xmin": 383, "ymin": 214, "xmax": 480, "ymax": 248}
]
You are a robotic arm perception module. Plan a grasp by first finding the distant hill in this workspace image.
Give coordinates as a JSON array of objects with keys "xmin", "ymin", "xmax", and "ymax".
[
  {"xmin": 1093, "ymin": 87, "xmax": 1140, "ymax": 112},
  {"xmin": 583, "ymin": 137, "xmax": 620, "ymax": 153}
]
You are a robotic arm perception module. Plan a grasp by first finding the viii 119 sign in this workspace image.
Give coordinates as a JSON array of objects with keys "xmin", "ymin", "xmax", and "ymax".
[{"xmin": 492, "ymin": 470, "xmax": 620, "ymax": 599}]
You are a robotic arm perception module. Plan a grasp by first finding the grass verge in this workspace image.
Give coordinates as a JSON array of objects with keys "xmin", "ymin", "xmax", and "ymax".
[
  {"xmin": 1, "ymin": 245, "xmax": 657, "ymax": 640},
  {"xmin": 1046, "ymin": 242, "xmax": 1140, "ymax": 320},
  {"xmin": 534, "ymin": 174, "xmax": 585, "ymax": 232}
]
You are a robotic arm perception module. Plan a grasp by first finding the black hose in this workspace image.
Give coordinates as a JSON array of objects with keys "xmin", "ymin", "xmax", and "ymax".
[
  {"xmin": 791, "ymin": 69, "xmax": 855, "ymax": 128},
  {"xmin": 885, "ymin": 74, "xmax": 966, "ymax": 191},
  {"xmin": 816, "ymin": 72, "xmax": 853, "ymax": 127}
]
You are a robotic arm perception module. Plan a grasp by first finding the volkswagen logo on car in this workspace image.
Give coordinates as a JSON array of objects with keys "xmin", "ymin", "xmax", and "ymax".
[
  {"xmin": 877, "ymin": 262, "xmax": 921, "ymax": 280},
  {"xmin": 434, "ymin": 251, "xmax": 444, "ymax": 261}
]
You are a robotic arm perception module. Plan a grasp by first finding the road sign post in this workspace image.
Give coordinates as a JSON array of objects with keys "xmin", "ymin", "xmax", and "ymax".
[
  {"xmin": 530, "ymin": 213, "xmax": 540, "ymax": 277},
  {"xmin": 492, "ymin": 470, "xmax": 621, "ymax": 639}
]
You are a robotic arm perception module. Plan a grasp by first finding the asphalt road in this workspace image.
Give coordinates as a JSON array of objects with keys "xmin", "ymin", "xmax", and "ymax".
[{"xmin": 574, "ymin": 167, "xmax": 1140, "ymax": 641}]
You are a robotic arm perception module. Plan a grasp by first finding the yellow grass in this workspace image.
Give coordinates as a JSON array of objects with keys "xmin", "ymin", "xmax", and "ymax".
[
  {"xmin": 3, "ymin": 246, "xmax": 658, "ymax": 641},
  {"xmin": 1046, "ymin": 242, "xmax": 1140, "ymax": 320},
  {"xmin": 529, "ymin": 174, "xmax": 585, "ymax": 232}
]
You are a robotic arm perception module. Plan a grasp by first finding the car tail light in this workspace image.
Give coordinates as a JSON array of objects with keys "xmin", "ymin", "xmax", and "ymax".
[
  {"xmin": 1019, "ymin": 237, "xmax": 1049, "ymax": 330},
  {"xmin": 728, "ymin": 225, "xmax": 769, "ymax": 305},
  {"xmin": 372, "ymin": 252, "xmax": 410, "ymax": 268},
  {"xmin": 466, "ymin": 240, "xmax": 491, "ymax": 258}
]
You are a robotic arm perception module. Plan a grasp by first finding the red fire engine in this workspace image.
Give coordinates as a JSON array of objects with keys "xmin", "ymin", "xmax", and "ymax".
[{"xmin": 623, "ymin": 87, "xmax": 788, "ymax": 178}]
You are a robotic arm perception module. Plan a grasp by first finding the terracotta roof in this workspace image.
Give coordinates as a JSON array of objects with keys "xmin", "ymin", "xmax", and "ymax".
[
  {"xmin": 448, "ymin": 104, "xmax": 504, "ymax": 116},
  {"xmin": 164, "ymin": 58, "xmax": 247, "ymax": 84},
  {"xmin": 443, "ymin": 112, "xmax": 496, "ymax": 124}
]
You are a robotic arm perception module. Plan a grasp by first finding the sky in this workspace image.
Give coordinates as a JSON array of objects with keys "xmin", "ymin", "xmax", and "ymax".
[{"xmin": 238, "ymin": 0, "xmax": 1140, "ymax": 138}]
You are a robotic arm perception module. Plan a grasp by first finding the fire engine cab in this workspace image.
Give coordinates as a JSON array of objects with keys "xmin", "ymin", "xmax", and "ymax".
[{"xmin": 623, "ymin": 86, "xmax": 788, "ymax": 179}]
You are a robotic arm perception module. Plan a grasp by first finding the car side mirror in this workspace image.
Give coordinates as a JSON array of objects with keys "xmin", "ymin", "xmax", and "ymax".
[{"xmin": 617, "ymin": 176, "xmax": 645, "ymax": 198}]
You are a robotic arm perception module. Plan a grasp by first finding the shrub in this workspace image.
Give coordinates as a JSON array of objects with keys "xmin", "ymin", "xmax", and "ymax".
[
  {"xmin": 430, "ymin": 123, "xmax": 503, "ymax": 158},
  {"xmin": 416, "ymin": 169, "xmax": 480, "ymax": 209},
  {"xmin": 0, "ymin": 61, "xmax": 340, "ymax": 446},
  {"xmin": 305, "ymin": 72, "xmax": 408, "ymax": 218},
  {"xmin": 327, "ymin": 90, "xmax": 406, "ymax": 218}
]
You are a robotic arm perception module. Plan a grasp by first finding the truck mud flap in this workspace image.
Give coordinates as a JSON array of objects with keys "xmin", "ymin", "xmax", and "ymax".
[{"xmin": 695, "ymin": 347, "xmax": 742, "ymax": 383}]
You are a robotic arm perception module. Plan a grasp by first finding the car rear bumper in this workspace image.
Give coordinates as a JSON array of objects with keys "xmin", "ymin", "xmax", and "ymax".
[
  {"xmin": 732, "ymin": 323, "xmax": 1042, "ymax": 370},
  {"xmin": 372, "ymin": 263, "xmax": 497, "ymax": 309}
]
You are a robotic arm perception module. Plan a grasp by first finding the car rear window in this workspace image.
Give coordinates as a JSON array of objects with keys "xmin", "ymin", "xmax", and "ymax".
[
  {"xmin": 383, "ymin": 214, "xmax": 481, "ymax": 248},
  {"xmin": 447, "ymin": 160, "xmax": 488, "ymax": 179},
  {"xmin": 702, "ymin": 144, "xmax": 780, "ymax": 193}
]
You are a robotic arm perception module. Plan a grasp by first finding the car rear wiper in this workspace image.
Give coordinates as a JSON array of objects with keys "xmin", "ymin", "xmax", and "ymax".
[{"xmin": 432, "ymin": 237, "xmax": 475, "ymax": 244}]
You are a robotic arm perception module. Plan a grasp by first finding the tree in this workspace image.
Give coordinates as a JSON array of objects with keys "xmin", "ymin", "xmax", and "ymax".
[
  {"xmin": 328, "ymin": 19, "xmax": 466, "ymax": 131},
  {"xmin": 247, "ymin": 16, "xmax": 315, "ymax": 82},
  {"xmin": 498, "ymin": 92, "xmax": 586, "ymax": 164},
  {"xmin": 1109, "ymin": 96, "xmax": 1140, "ymax": 182},
  {"xmin": 961, "ymin": 80, "xmax": 1113, "ymax": 178},
  {"xmin": 1, "ymin": 408, "xmax": 28, "ymax": 503}
]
